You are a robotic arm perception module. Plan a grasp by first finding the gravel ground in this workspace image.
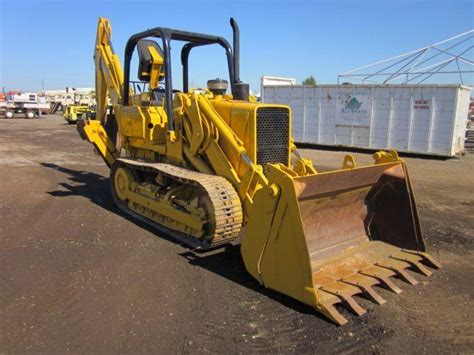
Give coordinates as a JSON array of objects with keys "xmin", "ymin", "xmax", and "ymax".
[{"xmin": 0, "ymin": 114, "xmax": 473, "ymax": 353}]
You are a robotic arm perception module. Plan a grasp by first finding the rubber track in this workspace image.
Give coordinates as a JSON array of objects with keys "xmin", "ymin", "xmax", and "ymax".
[{"xmin": 115, "ymin": 158, "xmax": 243, "ymax": 250}]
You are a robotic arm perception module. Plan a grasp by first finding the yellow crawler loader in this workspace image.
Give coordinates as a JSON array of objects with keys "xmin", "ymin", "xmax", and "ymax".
[
  {"xmin": 64, "ymin": 104, "xmax": 95, "ymax": 124},
  {"xmin": 78, "ymin": 18, "xmax": 441, "ymax": 325}
]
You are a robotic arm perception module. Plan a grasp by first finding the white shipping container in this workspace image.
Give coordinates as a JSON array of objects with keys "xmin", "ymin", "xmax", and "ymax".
[
  {"xmin": 262, "ymin": 83, "xmax": 472, "ymax": 157},
  {"xmin": 260, "ymin": 76, "xmax": 296, "ymax": 101}
]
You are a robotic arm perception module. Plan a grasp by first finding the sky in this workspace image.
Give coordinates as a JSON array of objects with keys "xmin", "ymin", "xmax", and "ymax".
[{"xmin": 0, "ymin": 0, "xmax": 473, "ymax": 93}]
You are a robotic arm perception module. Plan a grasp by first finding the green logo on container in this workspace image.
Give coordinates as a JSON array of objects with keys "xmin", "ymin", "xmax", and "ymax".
[{"xmin": 341, "ymin": 97, "xmax": 366, "ymax": 114}]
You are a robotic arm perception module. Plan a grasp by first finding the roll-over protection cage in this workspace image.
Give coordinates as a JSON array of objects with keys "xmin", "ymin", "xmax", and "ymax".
[{"xmin": 122, "ymin": 18, "xmax": 245, "ymax": 131}]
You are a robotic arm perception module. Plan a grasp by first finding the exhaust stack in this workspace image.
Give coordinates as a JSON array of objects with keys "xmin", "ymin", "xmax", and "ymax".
[{"xmin": 230, "ymin": 18, "xmax": 249, "ymax": 101}]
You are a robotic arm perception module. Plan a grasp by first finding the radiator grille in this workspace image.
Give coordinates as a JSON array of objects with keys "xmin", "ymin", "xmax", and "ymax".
[{"xmin": 256, "ymin": 107, "xmax": 290, "ymax": 166}]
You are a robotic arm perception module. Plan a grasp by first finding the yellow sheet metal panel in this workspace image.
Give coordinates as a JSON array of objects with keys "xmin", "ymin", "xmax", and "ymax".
[
  {"xmin": 211, "ymin": 99, "xmax": 292, "ymax": 167},
  {"xmin": 116, "ymin": 106, "xmax": 167, "ymax": 143}
]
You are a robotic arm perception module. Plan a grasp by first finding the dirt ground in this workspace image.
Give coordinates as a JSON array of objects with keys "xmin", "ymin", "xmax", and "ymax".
[{"xmin": 1, "ymin": 114, "xmax": 473, "ymax": 353}]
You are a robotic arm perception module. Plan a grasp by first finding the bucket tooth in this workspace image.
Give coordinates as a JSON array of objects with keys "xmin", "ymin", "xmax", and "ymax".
[
  {"xmin": 317, "ymin": 290, "xmax": 348, "ymax": 326},
  {"xmin": 321, "ymin": 282, "xmax": 366, "ymax": 316},
  {"xmin": 340, "ymin": 294, "xmax": 366, "ymax": 316},
  {"xmin": 342, "ymin": 273, "xmax": 386, "ymax": 305},
  {"xmin": 402, "ymin": 250, "xmax": 442, "ymax": 269},
  {"xmin": 390, "ymin": 254, "xmax": 432, "ymax": 277},
  {"xmin": 376, "ymin": 259, "xmax": 418, "ymax": 285},
  {"xmin": 360, "ymin": 265, "xmax": 403, "ymax": 294}
]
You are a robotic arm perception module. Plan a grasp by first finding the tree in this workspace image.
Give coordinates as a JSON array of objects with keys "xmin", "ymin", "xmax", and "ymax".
[{"xmin": 302, "ymin": 76, "xmax": 317, "ymax": 86}]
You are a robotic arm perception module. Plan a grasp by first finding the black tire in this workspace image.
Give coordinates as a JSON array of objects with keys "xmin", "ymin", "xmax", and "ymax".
[{"xmin": 25, "ymin": 110, "xmax": 36, "ymax": 119}]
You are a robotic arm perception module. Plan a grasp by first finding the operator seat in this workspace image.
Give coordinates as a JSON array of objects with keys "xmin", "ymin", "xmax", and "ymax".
[
  {"xmin": 137, "ymin": 39, "xmax": 164, "ymax": 81},
  {"xmin": 137, "ymin": 39, "xmax": 166, "ymax": 106}
]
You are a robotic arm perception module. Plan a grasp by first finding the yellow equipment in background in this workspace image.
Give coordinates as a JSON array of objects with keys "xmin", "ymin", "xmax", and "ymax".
[
  {"xmin": 64, "ymin": 90, "xmax": 97, "ymax": 124},
  {"xmin": 77, "ymin": 18, "xmax": 440, "ymax": 325},
  {"xmin": 64, "ymin": 104, "xmax": 95, "ymax": 124}
]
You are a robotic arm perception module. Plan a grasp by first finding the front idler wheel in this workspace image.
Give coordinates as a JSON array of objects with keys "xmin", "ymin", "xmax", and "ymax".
[{"xmin": 111, "ymin": 164, "xmax": 135, "ymax": 202}]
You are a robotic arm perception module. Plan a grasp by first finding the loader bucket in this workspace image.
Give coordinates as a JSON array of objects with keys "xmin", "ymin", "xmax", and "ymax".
[{"xmin": 241, "ymin": 161, "xmax": 441, "ymax": 325}]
